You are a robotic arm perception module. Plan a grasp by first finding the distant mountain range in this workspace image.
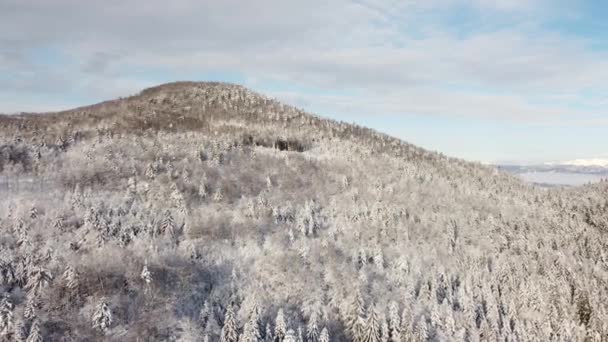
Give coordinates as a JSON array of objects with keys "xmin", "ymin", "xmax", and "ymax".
[
  {"xmin": 498, "ymin": 162, "xmax": 608, "ymax": 175},
  {"xmin": 497, "ymin": 161, "xmax": 608, "ymax": 186}
]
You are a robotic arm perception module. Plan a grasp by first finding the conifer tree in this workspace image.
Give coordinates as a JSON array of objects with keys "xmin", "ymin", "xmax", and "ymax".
[
  {"xmin": 92, "ymin": 299, "xmax": 112, "ymax": 334},
  {"xmin": 345, "ymin": 291, "xmax": 366, "ymax": 342},
  {"xmin": 283, "ymin": 329, "xmax": 297, "ymax": 342},
  {"xmin": 241, "ymin": 303, "xmax": 262, "ymax": 342},
  {"xmin": 25, "ymin": 267, "xmax": 53, "ymax": 296},
  {"xmin": 414, "ymin": 316, "xmax": 427, "ymax": 342},
  {"xmin": 274, "ymin": 309, "xmax": 287, "ymax": 342},
  {"xmin": 62, "ymin": 265, "xmax": 79, "ymax": 296},
  {"xmin": 141, "ymin": 264, "xmax": 152, "ymax": 285},
  {"xmin": 265, "ymin": 323, "xmax": 274, "ymax": 342},
  {"xmin": 220, "ymin": 304, "xmax": 239, "ymax": 342},
  {"xmin": 306, "ymin": 311, "xmax": 319, "ymax": 342},
  {"xmin": 200, "ymin": 300, "xmax": 213, "ymax": 329},
  {"xmin": 26, "ymin": 319, "xmax": 42, "ymax": 342},
  {"xmin": 319, "ymin": 327, "xmax": 329, "ymax": 342},
  {"xmin": 160, "ymin": 210, "xmax": 175, "ymax": 236},
  {"xmin": 23, "ymin": 296, "xmax": 37, "ymax": 320},
  {"xmin": 362, "ymin": 304, "xmax": 380, "ymax": 342},
  {"xmin": 0, "ymin": 294, "xmax": 14, "ymax": 337},
  {"xmin": 13, "ymin": 318, "xmax": 28, "ymax": 342},
  {"xmin": 388, "ymin": 301, "xmax": 401, "ymax": 342}
]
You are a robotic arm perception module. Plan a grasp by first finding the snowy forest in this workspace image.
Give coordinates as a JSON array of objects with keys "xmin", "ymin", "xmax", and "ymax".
[{"xmin": 0, "ymin": 82, "xmax": 607, "ymax": 341}]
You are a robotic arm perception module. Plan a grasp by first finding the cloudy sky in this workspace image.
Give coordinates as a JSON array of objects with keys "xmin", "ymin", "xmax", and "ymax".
[{"xmin": 1, "ymin": 0, "xmax": 607, "ymax": 164}]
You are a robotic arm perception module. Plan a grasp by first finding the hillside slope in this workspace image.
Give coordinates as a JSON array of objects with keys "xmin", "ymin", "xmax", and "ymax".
[{"xmin": 0, "ymin": 82, "xmax": 607, "ymax": 341}]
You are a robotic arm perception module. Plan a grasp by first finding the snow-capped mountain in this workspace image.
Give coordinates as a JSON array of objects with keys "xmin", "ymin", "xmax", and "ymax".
[
  {"xmin": 555, "ymin": 158, "xmax": 608, "ymax": 168},
  {"xmin": 498, "ymin": 158, "xmax": 608, "ymax": 186}
]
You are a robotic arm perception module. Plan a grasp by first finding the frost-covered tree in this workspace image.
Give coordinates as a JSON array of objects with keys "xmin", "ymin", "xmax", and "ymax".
[
  {"xmin": 25, "ymin": 319, "xmax": 43, "ymax": 342},
  {"xmin": 283, "ymin": 329, "xmax": 297, "ymax": 342},
  {"xmin": 220, "ymin": 304, "xmax": 239, "ymax": 342},
  {"xmin": 241, "ymin": 303, "xmax": 262, "ymax": 342},
  {"xmin": 14, "ymin": 318, "xmax": 28, "ymax": 342},
  {"xmin": 0, "ymin": 294, "xmax": 14, "ymax": 336},
  {"xmin": 25, "ymin": 267, "xmax": 53, "ymax": 296},
  {"xmin": 387, "ymin": 302, "xmax": 401, "ymax": 342},
  {"xmin": 62, "ymin": 265, "xmax": 79, "ymax": 296},
  {"xmin": 23, "ymin": 296, "xmax": 37, "ymax": 320},
  {"xmin": 414, "ymin": 316, "xmax": 428, "ymax": 342},
  {"xmin": 319, "ymin": 327, "xmax": 329, "ymax": 342},
  {"xmin": 92, "ymin": 300, "xmax": 112, "ymax": 334},
  {"xmin": 345, "ymin": 291, "xmax": 366, "ymax": 342},
  {"xmin": 274, "ymin": 309, "xmax": 287, "ymax": 342},
  {"xmin": 306, "ymin": 310, "xmax": 319, "ymax": 342},
  {"xmin": 362, "ymin": 304, "xmax": 381, "ymax": 342},
  {"xmin": 141, "ymin": 264, "xmax": 152, "ymax": 285}
]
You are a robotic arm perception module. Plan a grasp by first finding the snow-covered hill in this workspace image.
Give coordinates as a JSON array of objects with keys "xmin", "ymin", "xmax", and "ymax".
[{"xmin": 1, "ymin": 82, "xmax": 607, "ymax": 341}]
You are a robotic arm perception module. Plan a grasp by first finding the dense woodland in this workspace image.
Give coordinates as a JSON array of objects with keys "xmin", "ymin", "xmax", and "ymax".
[{"xmin": 0, "ymin": 82, "xmax": 607, "ymax": 341}]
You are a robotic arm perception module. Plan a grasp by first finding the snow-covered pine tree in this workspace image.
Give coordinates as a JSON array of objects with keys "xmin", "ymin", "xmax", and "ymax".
[
  {"xmin": 387, "ymin": 301, "xmax": 401, "ymax": 342},
  {"xmin": 362, "ymin": 304, "xmax": 380, "ymax": 342},
  {"xmin": 13, "ymin": 318, "xmax": 28, "ymax": 342},
  {"xmin": 159, "ymin": 210, "xmax": 175, "ymax": 236},
  {"xmin": 283, "ymin": 329, "xmax": 297, "ymax": 342},
  {"xmin": 141, "ymin": 264, "xmax": 152, "ymax": 285},
  {"xmin": 380, "ymin": 315, "xmax": 389, "ymax": 342},
  {"xmin": 63, "ymin": 265, "xmax": 79, "ymax": 295},
  {"xmin": 345, "ymin": 291, "xmax": 366, "ymax": 342},
  {"xmin": 29, "ymin": 206, "xmax": 38, "ymax": 220},
  {"xmin": 25, "ymin": 267, "xmax": 53, "ymax": 296},
  {"xmin": 414, "ymin": 316, "xmax": 428, "ymax": 342},
  {"xmin": 26, "ymin": 319, "xmax": 43, "ymax": 342},
  {"xmin": 240, "ymin": 303, "xmax": 262, "ymax": 342},
  {"xmin": 92, "ymin": 299, "xmax": 112, "ymax": 334},
  {"xmin": 265, "ymin": 323, "xmax": 273, "ymax": 342},
  {"xmin": 200, "ymin": 300, "xmax": 213, "ymax": 329},
  {"xmin": 274, "ymin": 309, "xmax": 287, "ymax": 342},
  {"xmin": 23, "ymin": 296, "xmax": 37, "ymax": 320},
  {"xmin": 220, "ymin": 304, "xmax": 239, "ymax": 342},
  {"xmin": 0, "ymin": 294, "xmax": 14, "ymax": 337},
  {"xmin": 319, "ymin": 327, "xmax": 329, "ymax": 342},
  {"xmin": 213, "ymin": 187, "xmax": 224, "ymax": 202},
  {"xmin": 306, "ymin": 310, "xmax": 319, "ymax": 342}
]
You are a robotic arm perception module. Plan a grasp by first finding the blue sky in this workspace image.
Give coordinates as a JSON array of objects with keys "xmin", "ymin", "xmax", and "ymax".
[{"xmin": 1, "ymin": 0, "xmax": 607, "ymax": 164}]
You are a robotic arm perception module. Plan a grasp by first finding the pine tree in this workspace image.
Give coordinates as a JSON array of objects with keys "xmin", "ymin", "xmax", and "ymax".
[
  {"xmin": 26, "ymin": 319, "xmax": 42, "ymax": 342},
  {"xmin": 319, "ymin": 327, "xmax": 329, "ymax": 342},
  {"xmin": 220, "ymin": 304, "xmax": 239, "ymax": 342},
  {"xmin": 141, "ymin": 264, "xmax": 152, "ymax": 285},
  {"xmin": 13, "ymin": 318, "xmax": 28, "ymax": 342},
  {"xmin": 380, "ymin": 317, "xmax": 389, "ymax": 342},
  {"xmin": 62, "ymin": 265, "xmax": 79, "ymax": 296},
  {"xmin": 388, "ymin": 302, "xmax": 401, "ymax": 342},
  {"xmin": 345, "ymin": 291, "xmax": 366, "ymax": 342},
  {"xmin": 265, "ymin": 323, "xmax": 274, "ymax": 342},
  {"xmin": 283, "ymin": 329, "xmax": 297, "ymax": 342},
  {"xmin": 306, "ymin": 311, "xmax": 319, "ymax": 342},
  {"xmin": 159, "ymin": 210, "xmax": 175, "ymax": 236},
  {"xmin": 23, "ymin": 296, "xmax": 37, "ymax": 320},
  {"xmin": 274, "ymin": 309, "xmax": 287, "ymax": 342},
  {"xmin": 362, "ymin": 304, "xmax": 380, "ymax": 342},
  {"xmin": 241, "ymin": 303, "xmax": 261, "ymax": 342},
  {"xmin": 200, "ymin": 300, "xmax": 213, "ymax": 329},
  {"xmin": 25, "ymin": 267, "xmax": 53, "ymax": 296},
  {"xmin": 0, "ymin": 294, "xmax": 14, "ymax": 337},
  {"xmin": 213, "ymin": 188, "xmax": 224, "ymax": 202},
  {"xmin": 414, "ymin": 316, "xmax": 428, "ymax": 342},
  {"xmin": 92, "ymin": 300, "xmax": 112, "ymax": 334}
]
